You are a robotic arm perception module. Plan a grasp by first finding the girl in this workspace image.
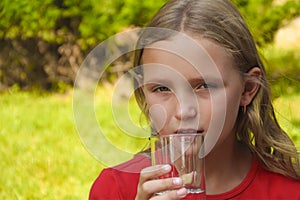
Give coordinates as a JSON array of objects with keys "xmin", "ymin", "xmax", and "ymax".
[{"xmin": 90, "ymin": 0, "xmax": 300, "ymax": 199}]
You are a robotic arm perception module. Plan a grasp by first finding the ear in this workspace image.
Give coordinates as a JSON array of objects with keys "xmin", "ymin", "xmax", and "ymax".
[{"xmin": 240, "ymin": 67, "xmax": 262, "ymax": 106}]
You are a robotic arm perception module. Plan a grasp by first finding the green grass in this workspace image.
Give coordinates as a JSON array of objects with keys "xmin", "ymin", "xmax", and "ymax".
[
  {"xmin": 262, "ymin": 46, "xmax": 300, "ymax": 97},
  {"xmin": 273, "ymin": 94, "xmax": 300, "ymax": 148},
  {"xmin": 0, "ymin": 87, "xmax": 299, "ymax": 199},
  {"xmin": 0, "ymin": 91, "xmax": 101, "ymax": 199}
]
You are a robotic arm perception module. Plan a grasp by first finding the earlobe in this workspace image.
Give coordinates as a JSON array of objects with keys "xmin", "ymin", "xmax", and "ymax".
[{"xmin": 240, "ymin": 67, "xmax": 262, "ymax": 106}]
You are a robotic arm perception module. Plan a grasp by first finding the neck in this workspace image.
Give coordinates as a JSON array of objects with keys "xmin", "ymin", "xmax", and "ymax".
[{"xmin": 205, "ymin": 136, "xmax": 253, "ymax": 195}]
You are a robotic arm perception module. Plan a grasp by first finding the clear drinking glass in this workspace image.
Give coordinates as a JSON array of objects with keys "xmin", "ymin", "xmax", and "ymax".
[{"xmin": 151, "ymin": 133, "xmax": 205, "ymax": 199}]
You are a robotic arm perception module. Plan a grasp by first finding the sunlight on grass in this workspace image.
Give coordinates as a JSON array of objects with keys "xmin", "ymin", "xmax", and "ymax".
[
  {"xmin": 0, "ymin": 89, "xmax": 299, "ymax": 199},
  {"xmin": 94, "ymin": 86, "xmax": 149, "ymax": 154},
  {"xmin": 0, "ymin": 92, "xmax": 101, "ymax": 199},
  {"xmin": 273, "ymin": 93, "xmax": 300, "ymax": 149},
  {"xmin": 72, "ymin": 86, "xmax": 150, "ymax": 168}
]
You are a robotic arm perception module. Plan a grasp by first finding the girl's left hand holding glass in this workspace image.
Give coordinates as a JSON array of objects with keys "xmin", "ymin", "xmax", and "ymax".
[{"xmin": 135, "ymin": 165, "xmax": 187, "ymax": 200}]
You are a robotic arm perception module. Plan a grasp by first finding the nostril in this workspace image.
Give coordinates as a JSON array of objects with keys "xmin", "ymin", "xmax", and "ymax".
[{"xmin": 179, "ymin": 107, "xmax": 197, "ymax": 120}]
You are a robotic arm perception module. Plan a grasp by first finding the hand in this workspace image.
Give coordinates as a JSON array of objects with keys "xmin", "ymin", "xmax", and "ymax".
[{"xmin": 135, "ymin": 164, "xmax": 187, "ymax": 200}]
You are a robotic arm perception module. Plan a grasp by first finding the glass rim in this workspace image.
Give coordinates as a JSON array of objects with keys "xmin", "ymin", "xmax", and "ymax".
[{"xmin": 152, "ymin": 133, "xmax": 204, "ymax": 138}]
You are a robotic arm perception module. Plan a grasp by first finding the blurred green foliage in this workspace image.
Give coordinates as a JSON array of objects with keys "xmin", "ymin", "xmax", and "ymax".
[
  {"xmin": 263, "ymin": 46, "xmax": 300, "ymax": 97},
  {"xmin": 0, "ymin": 0, "xmax": 168, "ymax": 49},
  {"xmin": 235, "ymin": 0, "xmax": 300, "ymax": 46},
  {"xmin": 1, "ymin": 0, "xmax": 299, "ymax": 48},
  {"xmin": 0, "ymin": 0, "xmax": 299, "ymax": 90}
]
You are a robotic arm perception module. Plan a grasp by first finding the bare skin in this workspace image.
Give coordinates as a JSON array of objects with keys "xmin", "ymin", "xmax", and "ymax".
[
  {"xmin": 135, "ymin": 35, "xmax": 261, "ymax": 199},
  {"xmin": 135, "ymin": 165, "xmax": 188, "ymax": 200}
]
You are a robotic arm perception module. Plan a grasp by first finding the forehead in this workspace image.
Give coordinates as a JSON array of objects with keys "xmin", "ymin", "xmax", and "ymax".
[{"xmin": 141, "ymin": 35, "xmax": 237, "ymax": 81}]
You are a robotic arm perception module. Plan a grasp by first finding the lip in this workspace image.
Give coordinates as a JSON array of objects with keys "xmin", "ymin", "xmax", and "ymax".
[{"xmin": 174, "ymin": 129, "xmax": 204, "ymax": 134}]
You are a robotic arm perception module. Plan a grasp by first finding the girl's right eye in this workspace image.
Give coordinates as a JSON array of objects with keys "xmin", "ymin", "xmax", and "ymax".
[{"xmin": 152, "ymin": 86, "xmax": 170, "ymax": 93}]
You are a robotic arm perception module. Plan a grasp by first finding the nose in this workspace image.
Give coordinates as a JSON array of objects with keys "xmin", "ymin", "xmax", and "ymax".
[{"xmin": 175, "ymin": 102, "xmax": 198, "ymax": 121}]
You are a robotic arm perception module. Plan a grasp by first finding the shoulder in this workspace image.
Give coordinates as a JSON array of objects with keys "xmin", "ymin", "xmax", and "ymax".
[
  {"xmin": 89, "ymin": 154, "xmax": 151, "ymax": 200},
  {"xmin": 250, "ymin": 158, "xmax": 300, "ymax": 199},
  {"xmin": 112, "ymin": 153, "xmax": 151, "ymax": 173},
  {"xmin": 92, "ymin": 153, "xmax": 151, "ymax": 185},
  {"xmin": 256, "ymin": 163, "xmax": 300, "ymax": 188},
  {"xmin": 207, "ymin": 156, "xmax": 300, "ymax": 200}
]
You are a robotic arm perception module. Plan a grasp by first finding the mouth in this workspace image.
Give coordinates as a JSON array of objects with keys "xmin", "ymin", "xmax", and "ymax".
[{"xmin": 174, "ymin": 129, "xmax": 204, "ymax": 134}]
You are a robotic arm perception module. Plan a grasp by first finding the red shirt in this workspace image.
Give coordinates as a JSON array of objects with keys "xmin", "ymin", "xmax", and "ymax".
[{"xmin": 89, "ymin": 155, "xmax": 300, "ymax": 200}]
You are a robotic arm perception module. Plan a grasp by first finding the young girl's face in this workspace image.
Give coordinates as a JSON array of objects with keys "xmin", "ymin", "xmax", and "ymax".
[{"xmin": 141, "ymin": 35, "xmax": 246, "ymax": 151}]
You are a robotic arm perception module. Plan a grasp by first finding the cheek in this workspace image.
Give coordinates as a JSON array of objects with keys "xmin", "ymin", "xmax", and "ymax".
[
  {"xmin": 209, "ymin": 84, "xmax": 242, "ymax": 126},
  {"xmin": 199, "ymin": 101, "xmax": 212, "ymax": 124},
  {"xmin": 144, "ymin": 92, "xmax": 176, "ymax": 133},
  {"xmin": 148, "ymin": 104, "xmax": 167, "ymax": 132},
  {"xmin": 207, "ymin": 96, "xmax": 227, "ymax": 132},
  {"xmin": 226, "ymin": 98, "xmax": 240, "ymax": 120},
  {"xmin": 224, "ymin": 86, "xmax": 243, "ymax": 127},
  {"xmin": 203, "ymin": 90, "xmax": 239, "ymax": 154}
]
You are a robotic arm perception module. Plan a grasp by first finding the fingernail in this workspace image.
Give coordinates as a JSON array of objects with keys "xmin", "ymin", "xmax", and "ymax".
[
  {"xmin": 177, "ymin": 188, "xmax": 187, "ymax": 197},
  {"xmin": 173, "ymin": 177, "xmax": 182, "ymax": 185}
]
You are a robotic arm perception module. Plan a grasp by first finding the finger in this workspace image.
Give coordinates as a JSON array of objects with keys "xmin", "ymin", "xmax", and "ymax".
[
  {"xmin": 136, "ymin": 165, "xmax": 172, "ymax": 200},
  {"xmin": 142, "ymin": 177, "xmax": 183, "ymax": 195},
  {"xmin": 151, "ymin": 188, "xmax": 187, "ymax": 200},
  {"xmin": 140, "ymin": 164, "xmax": 171, "ymax": 182}
]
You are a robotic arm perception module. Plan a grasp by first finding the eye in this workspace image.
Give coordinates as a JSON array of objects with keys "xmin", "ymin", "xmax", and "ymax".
[
  {"xmin": 200, "ymin": 83, "xmax": 209, "ymax": 89},
  {"xmin": 153, "ymin": 86, "xmax": 171, "ymax": 93},
  {"xmin": 195, "ymin": 83, "xmax": 209, "ymax": 90},
  {"xmin": 194, "ymin": 83, "xmax": 215, "ymax": 91}
]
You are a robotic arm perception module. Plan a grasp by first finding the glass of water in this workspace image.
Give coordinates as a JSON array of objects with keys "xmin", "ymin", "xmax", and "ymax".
[{"xmin": 151, "ymin": 133, "xmax": 205, "ymax": 199}]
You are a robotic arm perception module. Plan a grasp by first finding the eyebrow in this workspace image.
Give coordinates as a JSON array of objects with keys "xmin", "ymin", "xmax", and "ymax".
[
  {"xmin": 143, "ymin": 78, "xmax": 171, "ymax": 85},
  {"xmin": 144, "ymin": 77, "xmax": 223, "ymax": 85}
]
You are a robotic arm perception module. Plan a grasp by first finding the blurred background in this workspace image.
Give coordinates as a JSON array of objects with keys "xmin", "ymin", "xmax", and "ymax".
[{"xmin": 0, "ymin": 0, "xmax": 299, "ymax": 199}]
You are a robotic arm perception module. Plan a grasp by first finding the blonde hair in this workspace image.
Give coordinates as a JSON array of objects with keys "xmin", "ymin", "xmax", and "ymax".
[{"xmin": 133, "ymin": 0, "xmax": 300, "ymax": 179}]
